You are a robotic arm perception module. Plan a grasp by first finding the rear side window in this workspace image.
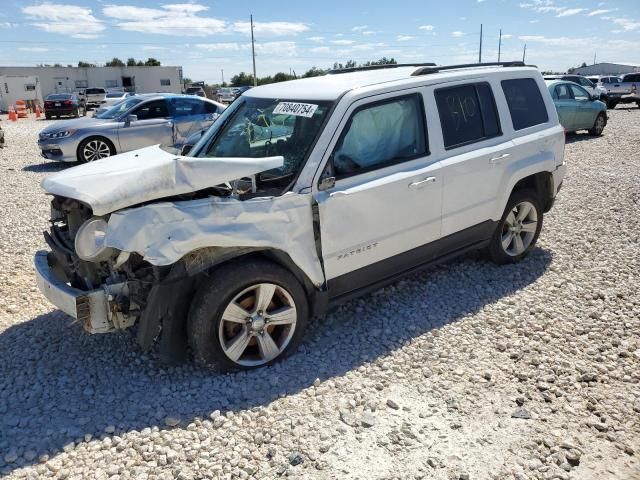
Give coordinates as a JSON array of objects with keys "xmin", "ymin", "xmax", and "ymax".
[
  {"xmin": 435, "ymin": 83, "xmax": 501, "ymax": 149},
  {"xmin": 86, "ymin": 88, "xmax": 105, "ymax": 95},
  {"xmin": 501, "ymin": 78, "xmax": 549, "ymax": 131},
  {"xmin": 332, "ymin": 94, "xmax": 427, "ymax": 177}
]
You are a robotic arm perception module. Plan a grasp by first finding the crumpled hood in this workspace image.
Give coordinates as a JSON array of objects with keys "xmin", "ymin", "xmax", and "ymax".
[{"xmin": 41, "ymin": 145, "xmax": 284, "ymax": 216}]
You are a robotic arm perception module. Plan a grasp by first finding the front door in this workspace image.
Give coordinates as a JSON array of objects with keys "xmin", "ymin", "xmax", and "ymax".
[
  {"xmin": 568, "ymin": 84, "xmax": 594, "ymax": 129},
  {"xmin": 314, "ymin": 92, "xmax": 443, "ymax": 297},
  {"xmin": 117, "ymin": 99, "xmax": 174, "ymax": 152},
  {"xmin": 553, "ymin": 84, "xmax": 577, "ymax": 130}
]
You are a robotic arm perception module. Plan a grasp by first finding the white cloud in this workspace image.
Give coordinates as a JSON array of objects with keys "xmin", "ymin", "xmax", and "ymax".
[
  {"xmin": 588, "ymin": 9, "xmax": 611, "ymax": 16},
  {"xmin": 361, "ymin": 30, "xmax": 378, "ymax": 35},
  {"xmin": 352, "ymin": 25, "xmax": 368, "ymax": 31},
  {"xmin": 310, "ymin": 46, "xmax": 331, "ymax": 54},
  {"xmin": 307, "ymin": 36, "xmax": 324, "ymax": 42},
  {"xmin": 556, "ymin": 8, "xmax": 585, "ymax": 17},
  {"xmin": 195, "ymin": 43, "xmax": 243, "ymax": 52},
  {"xmin": 419, "ymin": 25, "xmax": 434, "ymax": 31},
  {"xmin": 396, "ymin": 35, "xmax": 414, "ymax": 41},
  {"xmin": 0, "ymin": 22, "xmax": 18, "ymax": 28},
  {"xmin": 331, "ymin": 40, "xmax": 355, "ymax": 45},
  {"xmin": 232, "ymin": 21, "xmax": 309, "ymax": 36},
  {"xmin": 141, "ymin": 45, "xmax": 167, "ymax": 51},
  {"xmin": 451, "ymin": 31, "xmax": 464, "ymax": 37},
  {"xmin": 612, "ymin": 17, "xmax": 640, "ymax": 31},
  {"xmin": 103, "ymin": 4, "xmax": 225, "ymax": 36},
  {"xmin": 195, "ymin": 41, "xmax": 297, "ymax": 57},
  {"xmin": 19, "ymin": 47, "xmax": 49, "ymax": 52},
  {"xmin": 22, "ymin": 3, "xmax": 105, "ymax": 38},
  {"xmin": 502, "ymin": 34, "xmax": 513, "ymax": 39}
]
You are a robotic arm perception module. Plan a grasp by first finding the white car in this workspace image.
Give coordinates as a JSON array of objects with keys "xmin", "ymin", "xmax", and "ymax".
[
  {"xmin": 34, "ymin": 61, "xmax": 566, "ymax": 370},
  {"xmin": 84, "ymin": 87, "xmax": 107, "ymax": 108},
  {"xmin": 103, "ymin": 91, "xmax": 131, "ymax": 107}
]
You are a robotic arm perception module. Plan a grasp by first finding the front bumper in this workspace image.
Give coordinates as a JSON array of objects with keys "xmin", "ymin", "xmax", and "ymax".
[
  {"xmin": 34, "ymin": 251, "xmax": 124, "ymax": 333},
  {"xmin": 37, "ymin": 136, "xmax": 79, "ymax": 162}
]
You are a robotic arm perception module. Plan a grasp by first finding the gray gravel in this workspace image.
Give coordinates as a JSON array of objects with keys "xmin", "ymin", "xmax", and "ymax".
[{"xmin": 1, "ymin": 110, "xmax": 639, "ymax": 480}]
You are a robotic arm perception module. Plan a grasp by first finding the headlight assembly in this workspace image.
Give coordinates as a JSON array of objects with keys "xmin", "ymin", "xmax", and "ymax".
[
  {"xmin": 44, "ymin": 129, "xmax": 77, "ymax": 139},
  {"xmin": 74, "ymin": 217, "xmax": 114, "ymax": 261}
]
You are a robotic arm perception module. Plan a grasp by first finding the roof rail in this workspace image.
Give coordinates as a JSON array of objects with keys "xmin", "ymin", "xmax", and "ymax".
[
  {"xmin": 328, "ymin": 63, "xmax": 437, "ymax": 75},
  {"xmin": 411, "ymin": 61, "xmax": 531, "ymax": 76}
]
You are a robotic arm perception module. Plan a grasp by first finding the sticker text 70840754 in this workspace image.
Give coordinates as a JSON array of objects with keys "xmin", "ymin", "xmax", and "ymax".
[{"xmin": 272, "ymin": 102, "xmax": 319, "ymax": 118}]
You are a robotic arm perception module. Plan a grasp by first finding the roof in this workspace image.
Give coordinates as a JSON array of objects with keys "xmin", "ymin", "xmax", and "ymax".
[{"xmin": 244, "ymin": 65, "xmax": 540, "ymax": 101}]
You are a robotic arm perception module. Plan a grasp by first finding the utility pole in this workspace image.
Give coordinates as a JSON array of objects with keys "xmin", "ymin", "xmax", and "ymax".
[
  {"xmin": 221, "ymin": 69, "xmax": 224, "ymax": 85},
  {"xmin": 522, "ymin": 43, "xmax": 527, "ymax": 63},
  {"xmin": 593, "ymin": 51, "xmax": 597, "ymax": 64},
  {"xmin": 498, "ymin": 29, "xmax": 502, "ymax": 62},
  {"xmin": 479, "ymin": 23, "xmax": 483, "ymax": 63},
  {"xmin": 250, "ymin": 14, "xmax": 257, "ymax": 86}
]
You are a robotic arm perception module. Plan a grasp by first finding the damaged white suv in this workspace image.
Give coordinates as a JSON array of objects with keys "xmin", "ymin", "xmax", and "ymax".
[{"xmin": 35, "ymin": 62, "xmax": 566, "ymax": 370}]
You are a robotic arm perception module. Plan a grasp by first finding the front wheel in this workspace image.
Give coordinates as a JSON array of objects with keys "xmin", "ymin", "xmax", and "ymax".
[
  {"xmin": 488, "ymin": 190, "xmax": 543, "ymax": 264},
  {"xmin": 188, "ymin": 259, "xmax": 308, "ymax": 371},
  {"xmin": 589, "ymin": 112, "xmax": 606, "ymax": 136},
  {"xmin": 77, "ymin": 137, "xmax": 114, "ymax": 162}
]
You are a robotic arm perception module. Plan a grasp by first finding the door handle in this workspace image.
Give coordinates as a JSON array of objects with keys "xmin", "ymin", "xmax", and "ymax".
[
  {"xmin": 409, "ymin": 176, "xmax": 436, "ymax": 188},
  {"xmin": 490, "ymin": 153, "xmax": 511, "ymax": 164}
]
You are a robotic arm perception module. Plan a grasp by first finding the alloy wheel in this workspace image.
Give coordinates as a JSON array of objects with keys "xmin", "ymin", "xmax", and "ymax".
[
  {"xmin": 501, "ymin": 201, "xmax": 538, "ymax": 256},
  {"xmin": 83, "ymin": 139, "xmax": 111, "ymax": 162},
  {"xmin": 595, "ymin": 115, "xmax": 605, "ymax": 134},
  {"xmin": 218, "ymin": 283, "xmax": 297, "ymax": 367}
]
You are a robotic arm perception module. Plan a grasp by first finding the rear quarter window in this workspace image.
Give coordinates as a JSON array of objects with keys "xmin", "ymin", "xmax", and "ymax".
[
  {"xmin": 501, "ymin": 78, "xmax": 549, "ymax": 131},
  {"xmin": 434, "ymin": 83, "xmax": 501, "ymax": 149}
]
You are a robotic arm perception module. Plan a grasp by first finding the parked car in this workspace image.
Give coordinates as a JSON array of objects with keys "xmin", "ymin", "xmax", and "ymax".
[
  {"xmin": 546, "ymin": 80, "xmax": 607, "ymax": 135},
  {"xmin": 185, "ymin": 86, "xmax": 206, "ymax": 97},
  {"xmin": 38, "ymin": 94, "xmax": 225, "ymax": 162},
  {"xmin": 84, "ymin": 87, "xmax": 107, "ymax": 109},
  {"xmin": 34, "ymin": 62, "xmax": 566, "ymax": 369},
  {"xmin": 613, "ymin": 73, "xmax": 640, "ymax": 108},
  {"xmin": 586, "ymin": 75, "xmax": 630, "ymax": 109},
  {"xmin": 216, "ymin": 87, "xmax": 236, "ymax": 103},
  {"xmin": 543, "ymin": 75, "xmax": 605, "ymax": 100},
  {"xmin": 103, "ymin": 91, "xmax": 131, "ymax": 108},
  {"xmin": 44, "ymin": 93, "xmax": 86, "ymax": 119}
]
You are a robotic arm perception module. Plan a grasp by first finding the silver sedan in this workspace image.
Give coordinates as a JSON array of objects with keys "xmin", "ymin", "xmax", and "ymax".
[{"xmin": 37, "ymin": 94, "xmax": 225, "ymax": 162}]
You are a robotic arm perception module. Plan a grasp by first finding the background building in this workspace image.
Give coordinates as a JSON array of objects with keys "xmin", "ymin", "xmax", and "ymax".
[
  {"xmin": 573, "ymin": 62, "xmax": 640, "ymax": 76},
  {"xmin": 0, "ymin": 75, "xmax": 43, "ymax": 112},
  {"xmin": 0, "ymin": 66, "xmax": 183, "ymax": 97}
]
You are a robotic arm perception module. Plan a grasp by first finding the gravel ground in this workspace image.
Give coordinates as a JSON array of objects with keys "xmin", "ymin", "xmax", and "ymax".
[{"xmin": 0, "ymin": 110, "xmax": 639, "ymax": 480}]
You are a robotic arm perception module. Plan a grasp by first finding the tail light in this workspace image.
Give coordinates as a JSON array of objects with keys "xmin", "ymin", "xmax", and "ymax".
[{"xmin": 63, "ymin": 100, "xmax": 72, "ymax": 105}]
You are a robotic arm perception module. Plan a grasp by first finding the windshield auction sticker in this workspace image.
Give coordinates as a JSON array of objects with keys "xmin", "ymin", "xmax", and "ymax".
[{"xmin": 273, "ymin": 102, "xmax": 319, "ymax": 118}]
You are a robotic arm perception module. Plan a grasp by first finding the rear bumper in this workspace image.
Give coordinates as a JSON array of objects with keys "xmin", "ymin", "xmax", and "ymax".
[
  {"xmin": 34, "ymin": 251, "xmax": 120, "ymax": 333},
  {"xmin": 45, "ymin": 108, "xmax": 76, "ymax": 116}
]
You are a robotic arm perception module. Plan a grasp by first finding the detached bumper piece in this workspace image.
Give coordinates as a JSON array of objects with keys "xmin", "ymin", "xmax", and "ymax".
[{"xmin": 34, "ymin": 251, "xmax": 129, "ymax": 334}]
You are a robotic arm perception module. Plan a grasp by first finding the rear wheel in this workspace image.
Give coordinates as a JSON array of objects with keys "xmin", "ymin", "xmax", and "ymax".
[
  {"xmin": 45, "ymin": 113, "xmax": 51, "ymax": 120},
  {"xmin": 73, "ymin": 108, "xmax": 80, "ymax": 118},
  {"xmin": 188, "ymin": 259, "xmax": 308, "ymax": 371},
  {"xmin": 589, "ymin": 112, "xmax": 606, "ymax": 136},
  {"xmin": 606, "ymin": 98, "xmax": 617, "ymax": 109},
  {"xmin": 77, "ymin": 136, "xmax": 115, "ymax": 162},
  {"xmin": 488, "ymin": 190, "xmax": 543, "ymax": 264}
]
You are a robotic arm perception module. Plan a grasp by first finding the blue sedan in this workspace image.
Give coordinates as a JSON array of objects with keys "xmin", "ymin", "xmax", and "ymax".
[{"xmin": 546, "ymin": 80, "xmax": 607, "ymax": 135}]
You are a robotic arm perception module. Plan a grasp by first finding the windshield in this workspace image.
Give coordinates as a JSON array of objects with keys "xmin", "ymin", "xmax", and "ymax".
[
  {"xmin": 95, "ymin": 97, "xmax": 143, "ymax": 119},
  {"xmin": 194, "ymin": 97, "xmax": 332, "ymax": 181},
  {"xmin": 106, "ymin": 92, "xmax": 125, "ymax": 98}
]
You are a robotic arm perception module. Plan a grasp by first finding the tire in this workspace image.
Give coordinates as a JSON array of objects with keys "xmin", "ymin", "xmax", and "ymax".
[
  {"xmin": 636, "ymin": 102, "xmax": 640, "ymax": 109},
  {"xmin": 74, "ymin": 108, "xmax": 80, "ymax": 118},
  {"xmin": 488, "ymin": 190, "xmax": 543, "ymax": 265},
  {"xmin": 77, "ymin": 136, "xmax": 115, "ymax": 163},
  {"xmin": 45, "ymin": 113, "xmax": 51, "ymax": 120},
  {"xmin": 605, "ymin": 98, "xmax": 617, "ymax": 109},
  {"xmin": 188, "ymin": 259, "xmax": 308, "ymax": 371},
  {"xmin": 588, "ymin": 112, "xmax": 606, "ymax": 136}
]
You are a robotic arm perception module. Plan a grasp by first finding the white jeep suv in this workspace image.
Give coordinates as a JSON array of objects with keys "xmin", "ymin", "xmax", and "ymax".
[{"xmin": 35, "ymin": 62, "xmax": 566, "ymax": 370}]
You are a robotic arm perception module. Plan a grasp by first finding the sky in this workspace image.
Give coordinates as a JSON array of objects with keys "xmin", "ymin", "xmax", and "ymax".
[{"xmin": 0, "ymin": 0, "xmax": 639, "ymax": 83}]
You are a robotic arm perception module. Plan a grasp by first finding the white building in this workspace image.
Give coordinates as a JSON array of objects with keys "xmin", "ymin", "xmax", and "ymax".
[
  {"xmin": 573, "ymin": 62, "xmax": 640, "ymax": 76},
  {"xmin": 0, "ymin": 66, "xmax": 184, "ymax": 97},
  {"xmin": 0, "ymin": 75, "xmax": 43, "ymax": 112}
]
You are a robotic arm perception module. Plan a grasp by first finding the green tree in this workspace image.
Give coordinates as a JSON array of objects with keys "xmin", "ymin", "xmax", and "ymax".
[
  {"xmin": 126, "ymin": 58, "xmax": 137, "ymax": 66},
  {"xmin": 303, "ymin": 66, "xmax": 326, "ymax": 78},
  {"xmin": 78, "ymin": 61, "xmax": 95, "ymax": 67},
  {"xmin": 144, "ymin": 57, "xmax": 161, "ymax": 66},
  {"xmin": 230, "ymin": 72, "xmax": 254, "ymax": 86},
  {"xmin": 106, "ymin": 57, "xmax": 125, "ymax": 67}
]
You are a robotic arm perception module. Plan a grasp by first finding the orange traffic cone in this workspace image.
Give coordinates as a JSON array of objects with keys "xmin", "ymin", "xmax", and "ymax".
[
  {"xmin": 35, "ymin": 103, "xmax": 41, "ymax": 119},
  {"xmin": 8, "ymin": 105, "xmax": 17, "ymax": 121}
]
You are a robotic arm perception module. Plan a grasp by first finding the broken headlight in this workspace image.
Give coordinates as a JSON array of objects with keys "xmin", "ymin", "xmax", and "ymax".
[{"xmin": 74, "ymin": 217, "xmax": 114, "ymax": 261}]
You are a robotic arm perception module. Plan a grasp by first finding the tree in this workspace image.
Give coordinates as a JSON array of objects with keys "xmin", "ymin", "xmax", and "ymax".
[
  {"xmin": 182, "ymin": 77, "xmax": 193, "ymax": 86},
  {"xmin": 144, "ymin": 57, "xmax": 161, "ymax": 66},
  {"xmin": 53, "ymin": 63, "xmax": 62, "ymax": 67},
  {"xmin": 106, "ymin": 57, "xmax": 125, "ymax": 67},
  {"xmin": 126, "ymin": 58, "xmax": 137, "ymax": 66},
  {"xmin": 303, "ymin": 66, "xmax": 326, "ymax": 78},
  {"xmin": 230, "ymin": 72, "xmax": 254, "ymax": 86},
  {"xmin": 136, "ymin": 61, "xmax": 145, "ymax": 66},
  {"xmin": 78, "ymin": 61, "xmax": 96, "ymax": 67}
]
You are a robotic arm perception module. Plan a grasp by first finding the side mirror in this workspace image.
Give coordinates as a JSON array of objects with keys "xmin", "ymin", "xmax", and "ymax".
[
  {"xmin": 180, "ymin": 144, "xmax": 193, "ymax": 155},
  {"xmin": 125, "ymin": 114, "xmax": 137, "ymax": 125}
]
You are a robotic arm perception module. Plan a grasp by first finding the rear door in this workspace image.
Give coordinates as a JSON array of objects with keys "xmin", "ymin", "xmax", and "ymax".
[
  {"xmin": 552, "ymin": 83, "xmax": 577, "ymax": 130},
  {"xmin": 568, "ymin": 84, "xmax": 595, "ymax": 129},
  {"xmin": 117, "ymin": 99, "xmax": 174, "ymax": 151},
  {"xmin": 314, "ymin": 90, "xmax": 443, "ymax": 296}
]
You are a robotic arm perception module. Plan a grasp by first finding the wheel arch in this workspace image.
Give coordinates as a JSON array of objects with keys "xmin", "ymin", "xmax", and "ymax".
[{"xmin": 510, "ymin": 171, "xmax": 555, "ymax": 213}]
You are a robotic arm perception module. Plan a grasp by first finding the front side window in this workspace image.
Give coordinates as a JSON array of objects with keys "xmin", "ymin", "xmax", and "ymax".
[
  {"xmin": 501, "ymin": 78, "xmax": 549, "ymax": 131},
  {"xmin": 134, "ymin": 99, "xmax": 169, "ymax": 120},
  {"xmin": 95, "ymin": 97, "xmax": 143, "ymax": 119},
  {"xmin": 436, "ymin": 83, "xmax": 501, "ymax": 148},
  {"xmin": 332, "ymin": 94, "xmax": 427, "ymax": 177},
  {"xmin": 196, "ymin": 97, "xmax": 332, "ymax": 183},
  {"xmin": 569, "ymin": 84, "xmax": 589, "ymax": 100},
  {"xmin": 579, "ymin": 77, "xmax": 594, "ymax": 88},
  {"xmin": 169, "ymin": 97, "xmax": 206, "ymax": 116}
]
